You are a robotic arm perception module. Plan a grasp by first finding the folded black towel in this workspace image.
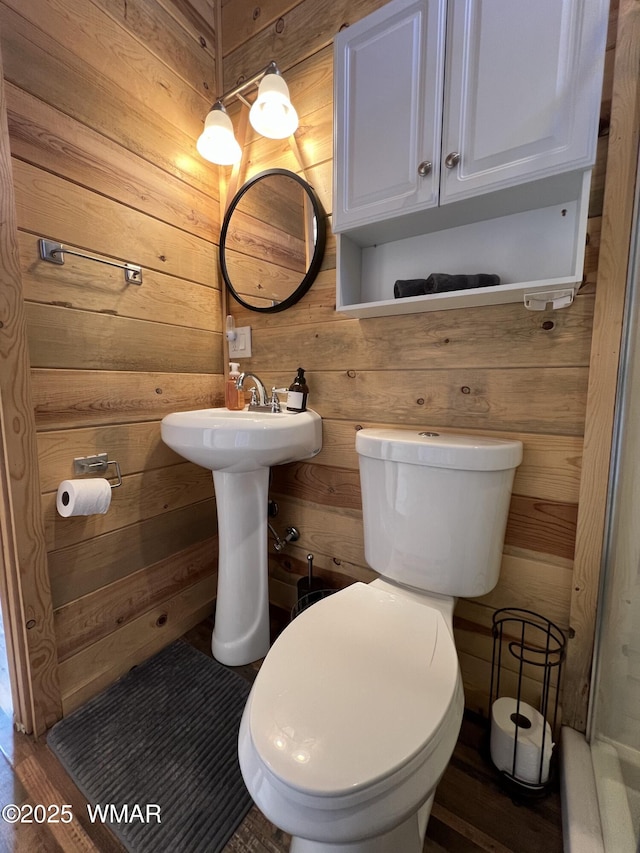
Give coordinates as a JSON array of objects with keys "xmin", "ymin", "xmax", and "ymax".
[
  {"xmin": 393, "ymin": 279, "xmax": 430, "ymax": 298},
  {"xmin": 393, "ymin": 273, "xmax": 501, "ymax": 299}
]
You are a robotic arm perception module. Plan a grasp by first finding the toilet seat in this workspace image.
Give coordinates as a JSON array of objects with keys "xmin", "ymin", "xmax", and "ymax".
[{"xmin": 246, "ymin": 582, "xmax": 461, "ymax": 799}]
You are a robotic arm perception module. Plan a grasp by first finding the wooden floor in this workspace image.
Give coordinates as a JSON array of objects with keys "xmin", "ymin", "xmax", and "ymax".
[{"xmin": 0, "ymin": 613, "xmax": 564, "ymax": 852}]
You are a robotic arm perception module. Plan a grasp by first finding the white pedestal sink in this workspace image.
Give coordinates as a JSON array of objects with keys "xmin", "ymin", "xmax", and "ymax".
[{"xmin": 160, "ymin": 407, "xmax": 322, "ymax": 665}]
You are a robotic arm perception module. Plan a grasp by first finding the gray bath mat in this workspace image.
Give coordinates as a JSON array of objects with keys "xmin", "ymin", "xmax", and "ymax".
[{"xmin": 47, "ymin": 641, "xmax": 253, "ymax": 852}]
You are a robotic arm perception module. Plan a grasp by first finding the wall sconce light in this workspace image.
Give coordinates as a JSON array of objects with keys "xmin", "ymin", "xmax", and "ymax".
[
  {"xmin": 197, "ymin": 61, "xmax": 298, "ymax": 166},
  {"xmin": 196, "ymin": 103, "xmax": 242, "ymax": 165}
]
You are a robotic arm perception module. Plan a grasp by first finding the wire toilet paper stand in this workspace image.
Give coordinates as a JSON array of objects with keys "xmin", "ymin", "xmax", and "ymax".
[{"xmin": 489, "ymin": 608, "xmax": 566, "ymax": 795}]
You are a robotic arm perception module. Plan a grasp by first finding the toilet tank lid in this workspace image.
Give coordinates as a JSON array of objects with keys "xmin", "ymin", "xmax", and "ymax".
[{"xmin": 356, "ymin": 429, "xmax": 523, "ymax": 471}]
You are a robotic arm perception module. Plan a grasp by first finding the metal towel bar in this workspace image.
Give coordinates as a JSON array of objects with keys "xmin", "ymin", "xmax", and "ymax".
[{"xmin": 39, "ymin": 239, "xmax": 142, "ymax": 284}]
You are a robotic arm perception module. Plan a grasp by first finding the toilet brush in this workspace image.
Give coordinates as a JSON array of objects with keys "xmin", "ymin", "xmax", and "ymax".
[{"xmin": 297, "ymin": 553, "xmax": 324, "ymax": 606}]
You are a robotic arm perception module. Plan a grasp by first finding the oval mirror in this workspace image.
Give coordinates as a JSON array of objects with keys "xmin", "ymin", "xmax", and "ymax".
[{"xmin": 220, "ymin": 169, "xmax": 327, "ymax": 313}]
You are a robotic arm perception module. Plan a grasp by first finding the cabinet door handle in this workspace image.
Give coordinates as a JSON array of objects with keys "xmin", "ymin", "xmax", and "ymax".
[
  {"xmin": 417, "ymin": 160, "xmax": 432, "ymax": 177},
  {"xmin": 444, "ymin": 152, "xmax": 461, "ymax": 169}
]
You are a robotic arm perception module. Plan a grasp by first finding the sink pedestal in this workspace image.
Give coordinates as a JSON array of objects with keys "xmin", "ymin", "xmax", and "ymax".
[
  {"xmin": 160, "ymin": 406, "xmax": 322, "ymax": 667},
  {"xmin": 211, "ymin": 468, "xmax": 271, "ymax": 665}
]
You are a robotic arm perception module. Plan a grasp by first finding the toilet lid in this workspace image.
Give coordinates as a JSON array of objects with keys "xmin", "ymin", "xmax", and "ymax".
[{"xmin": 248, "ymin": 583, "xmax": 459, "ymax": 797}]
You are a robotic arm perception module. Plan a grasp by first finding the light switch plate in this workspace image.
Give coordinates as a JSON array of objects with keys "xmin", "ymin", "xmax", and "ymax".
[{"xmin": 228, "ymin": 326, "xmax": 252, "ymax": 358}]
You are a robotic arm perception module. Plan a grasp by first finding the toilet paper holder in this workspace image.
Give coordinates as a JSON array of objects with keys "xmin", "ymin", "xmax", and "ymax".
[
  {"xmin": 73, "ymin": 453, "xmax": 122, "ymax": 488},
  {"xmin": 489, "ymin": 608, "xmax": 566, "ymax": 794}
]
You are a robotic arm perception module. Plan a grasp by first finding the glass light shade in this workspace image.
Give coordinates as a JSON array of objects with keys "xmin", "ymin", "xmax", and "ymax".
[
  {"xmin": 249, "ymin": 73, "xmax": 299, "ymax": 140},
  {"xmin": 196, "ymin": 106, "xmax": 241, "ymax": 165}
]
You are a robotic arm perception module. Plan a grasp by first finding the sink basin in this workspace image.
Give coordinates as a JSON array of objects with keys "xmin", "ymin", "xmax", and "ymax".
[
  {"xmin": 161, "ymin": 407, "xmax": 322, "ymax": 472},
  {"xmin": 161, "ymin": 405, "xmax": 323, "ymax": 667}
]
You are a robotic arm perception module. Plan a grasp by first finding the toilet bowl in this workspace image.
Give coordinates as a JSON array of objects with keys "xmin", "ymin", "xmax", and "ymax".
[
  {"xmin": 238, "ymin": 430, "xmax": 522, "ymax": 852},
  {"xmin": 239, "ymin": 580, "xmax": 463, "ymax": 851}
]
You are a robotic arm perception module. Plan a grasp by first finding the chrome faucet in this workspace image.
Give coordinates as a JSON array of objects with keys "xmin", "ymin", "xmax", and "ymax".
[{"xmin": 236, "ymin": 372, "xmax": 268, "ymax": 409}]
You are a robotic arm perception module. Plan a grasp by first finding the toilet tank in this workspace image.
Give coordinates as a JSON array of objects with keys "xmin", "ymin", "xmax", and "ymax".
[{"xmin": 356, "ymin": 429, "xmax": 523, "ymax": 598}]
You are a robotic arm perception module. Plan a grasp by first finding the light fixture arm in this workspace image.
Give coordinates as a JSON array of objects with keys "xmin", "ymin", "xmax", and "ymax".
[{"xmin": 213, "ymin": 60, "xmax": 280, "ymax": 110}]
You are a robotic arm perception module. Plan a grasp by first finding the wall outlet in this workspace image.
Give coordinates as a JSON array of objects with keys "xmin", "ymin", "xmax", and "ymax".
[{"xmin": 228, "ymin": 325, "xmax": 252, "ymax": 358}]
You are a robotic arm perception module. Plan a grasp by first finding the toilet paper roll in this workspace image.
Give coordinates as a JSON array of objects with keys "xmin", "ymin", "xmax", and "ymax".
[
  {"xmin": 490, "ymin": 697, "xmax": 553, "ymax": 785},
  {"xmin": 56, "ymin": 478, "xmax": 112, "ymax": 517}
]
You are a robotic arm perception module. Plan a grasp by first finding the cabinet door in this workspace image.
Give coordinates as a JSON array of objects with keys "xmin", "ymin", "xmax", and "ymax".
[
  {"xmin": 440, "ymin": 0, "xmax": 607, "ymax": 204},
  {"xmin": 333, "ymin": 0, "xmax": 446, "ymax": 233}
]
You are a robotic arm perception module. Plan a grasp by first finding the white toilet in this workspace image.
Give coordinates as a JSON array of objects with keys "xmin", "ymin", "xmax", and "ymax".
[{"xmin": 238, "ymin": 429, "xmax": 523, "ymax": 852}]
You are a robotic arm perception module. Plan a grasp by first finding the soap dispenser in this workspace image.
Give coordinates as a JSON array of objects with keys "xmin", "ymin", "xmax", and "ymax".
[
  {"xmin": 286, "ymin": 367, "xmax": 309, "ymax": 413},
  {"xmin": 225, "ymin": 362, "xmax": 243, "ymax": 411}
]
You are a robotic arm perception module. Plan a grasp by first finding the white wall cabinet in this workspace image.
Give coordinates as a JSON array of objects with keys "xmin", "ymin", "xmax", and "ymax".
[
  {"xmin": 333, "ymin": 0, "xmax": 445, "ymax": 231},
  {"xmin": 333, "ymin": 0, "xmax": 608, "ymax": 317},
  {"xmin": 441, "ymin": 0, "xmax": 605, "ymax": 204}
]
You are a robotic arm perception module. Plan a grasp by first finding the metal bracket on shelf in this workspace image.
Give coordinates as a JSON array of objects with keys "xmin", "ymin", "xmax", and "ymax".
[{"xmin": 523, "ymin": 288, "xmax": 576, "ymax": 311}]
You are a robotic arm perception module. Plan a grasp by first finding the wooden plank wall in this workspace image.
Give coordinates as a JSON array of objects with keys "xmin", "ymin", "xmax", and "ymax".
[
  {"xmin": 221, "ymin": 0, "xmax": 617, "ymax": 717},
  {"xmin": 0, "ymin": 0, "xmax": 224, "ymax": 715},
  {"xmin": 0, "ymin": 38, "xmax": 59, "ymax": 736}
]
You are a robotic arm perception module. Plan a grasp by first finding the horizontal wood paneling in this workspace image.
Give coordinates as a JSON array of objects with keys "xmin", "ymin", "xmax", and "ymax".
[
  {"xmin": 7, "ymin": 85, "xmax": 220, "ymax": 241},
  {"xmin": 222, "ymin": 0, "xmax": 389, "ymax": 89},
  {"xmin": 54, "ymin": 538, "xmax": 217, "ymax": 661},
  {"xmin": 48, "ymin": 500, "xmax": 216, "ymax": 608},
  {"xmin": 19, "ymin": 233, "xmax": 222, "ymax": 333},
  {"xmin": 250, "ymin": 367, "xmax": 589, "ymax": 435},
  {"xmin": 2, "ymin": 0, "xmax": 222, "ymax": 714},
  {"xmin": 269, "ymin": 496, "xmax": 365, "ymax": 567},
  {"xmin": 246, "ymin": 297, "xmax": 595, "ymax": 371},
  {"xmin": 25, "ymin": 304, "xmax": 220, "ymax": 375},
  {"xmin": 0, "ymin": 2, "xmax": 216, "ymax": 192},
  {"xmin": 31, "ymin": 370, "xmax": 222, "ymax": 429},
  {"xmin": 2, "ymin": 0, "xmax": 211, "ymax": 126},
  {"xmin": 464, "ymin": 558, "xmax": 573, "ymax": 631},
  {"xmin": 58, "ymin": 575, "xmax": 216, "ymax": 714},
  {"xmin": 13, "ymin": 160, "xmax": 218, "ymax": 287},
  {"xmin": 504, "ymin": 496, "xmax": 578, "ymax": 561},
  {"xmin": 221, "ymin": 0, "xmax": 300, "ymax": 57},
  {"xmin": 37, "ymin": 421, "xmax": 182, "ymax": 493},
  {"xmin": 270, "ymin": 462, "xmax": 362, "ymax": 511},
  {"xmin": 92, "ymin": 0, "xmax": 217, "ymax": 96},
  {"xmin": 270, "ymin": 544, "xmax": 376, "ymax": 589}
]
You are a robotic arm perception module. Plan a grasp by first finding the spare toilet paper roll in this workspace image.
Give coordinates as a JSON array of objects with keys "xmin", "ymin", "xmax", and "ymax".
[
  {"xmin": 490, "ymin": 696, "xmax": 553, "ymax": 785},
  {"xmin": 56, "ymin": 478, "xmax": 112, "ymax": 517}
]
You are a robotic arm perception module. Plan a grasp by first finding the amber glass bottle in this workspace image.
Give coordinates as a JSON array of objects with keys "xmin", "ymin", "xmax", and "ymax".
[{"xmin": 286, "ymin": 367, "xmax": 309, "ymax": 412}]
